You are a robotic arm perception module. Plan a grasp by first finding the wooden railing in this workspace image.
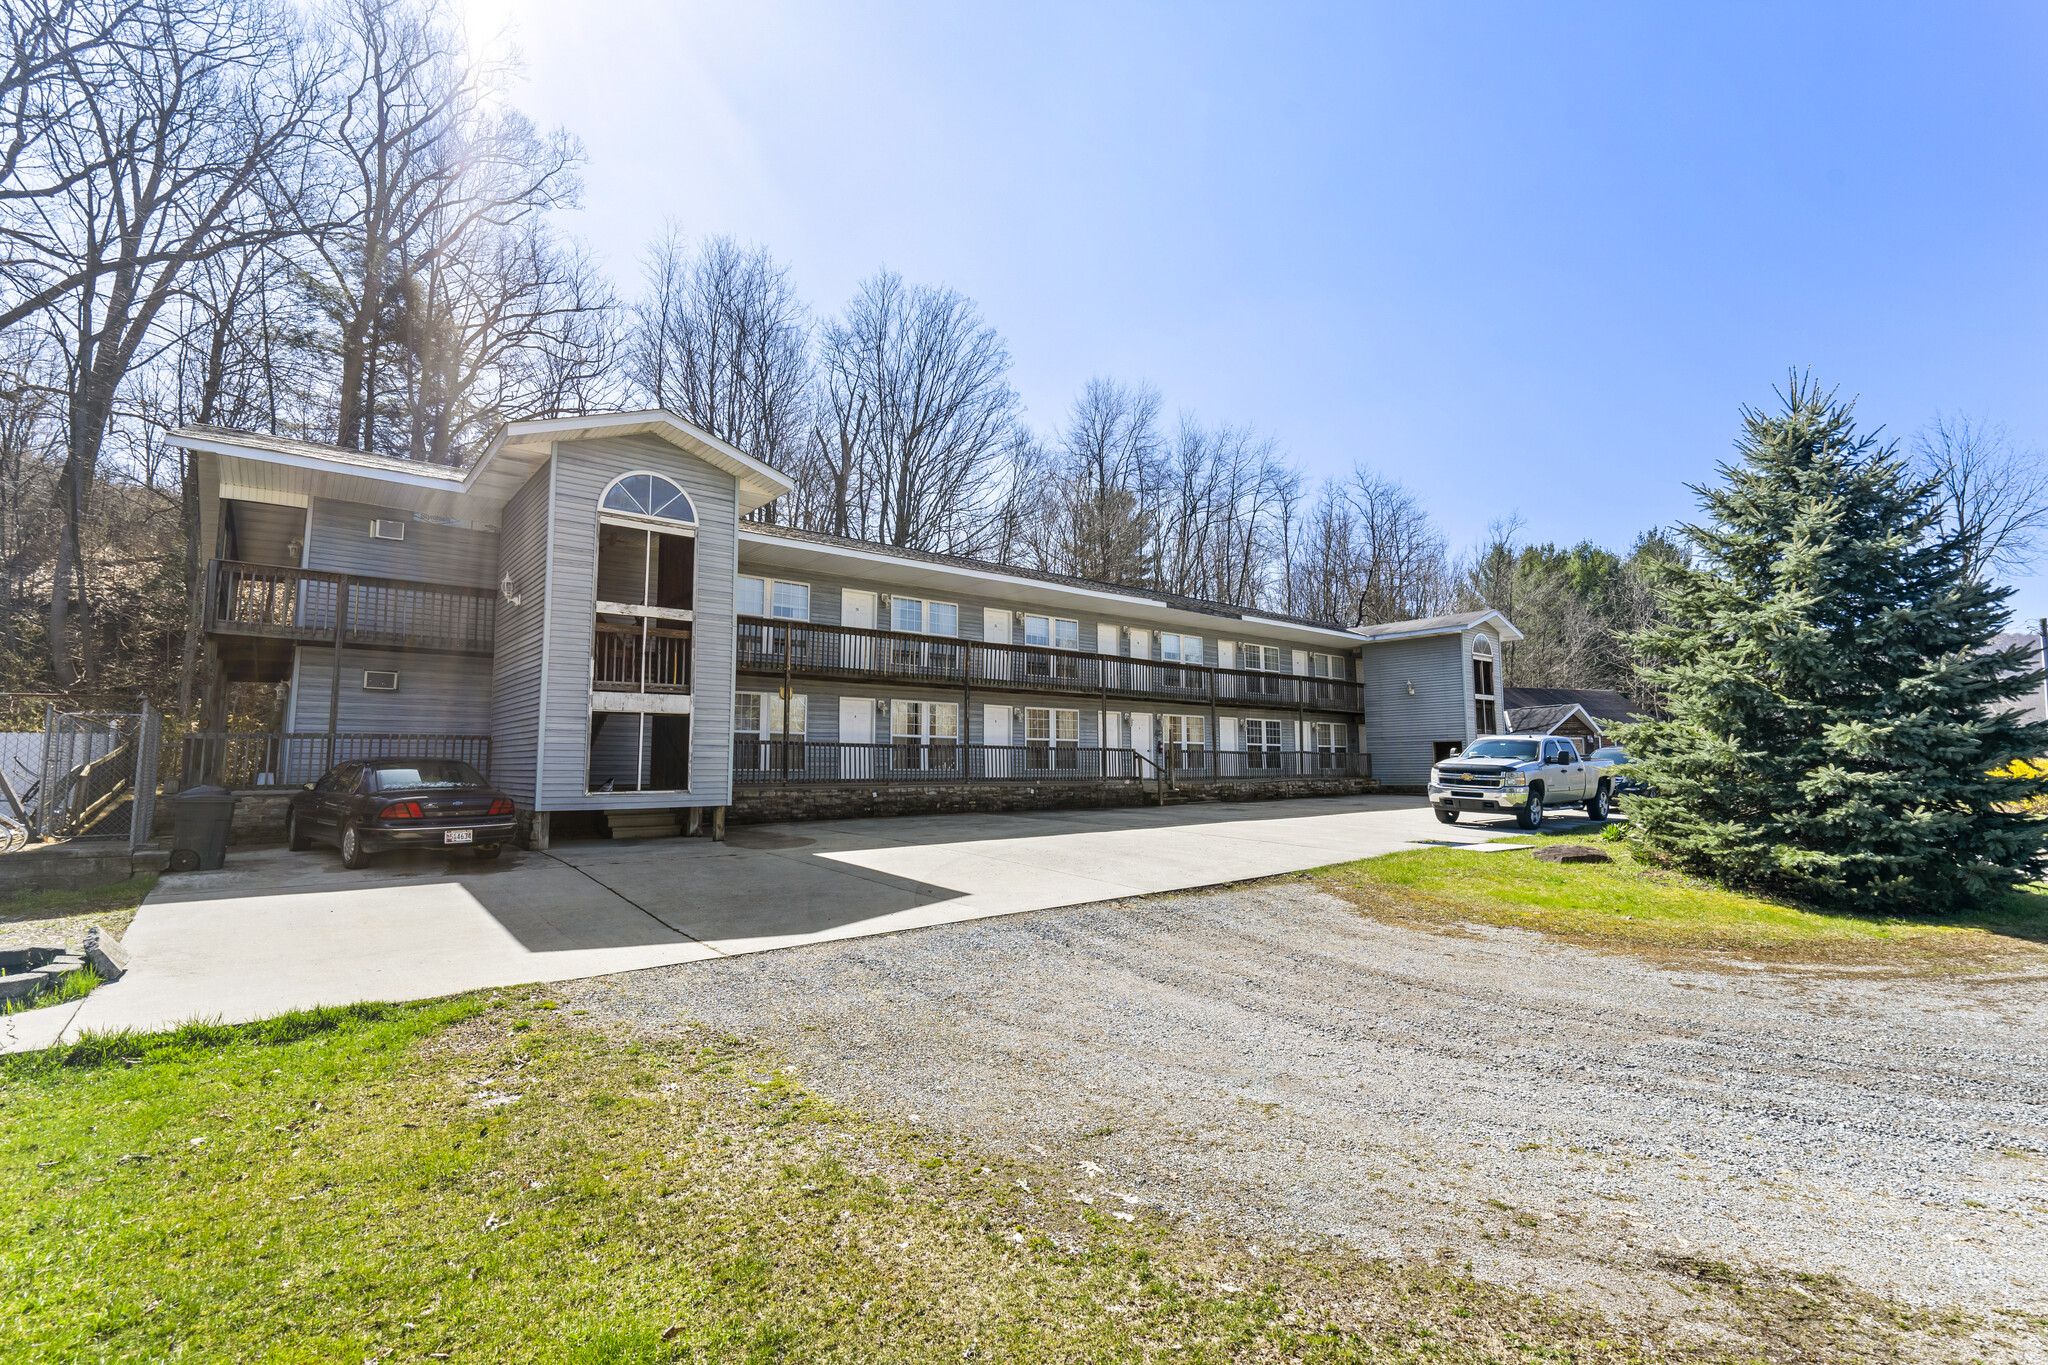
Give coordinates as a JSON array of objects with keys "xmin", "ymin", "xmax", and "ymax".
[
  {"xmin": 730, "ymin": 741, "xmax": 1371, "ymax": 786},
  {"xmin": 732, "ymin": 741, "xmax": 1147, "ymax": 785},
  {"xmin": 593, "ymin": 623, "xmax": 693, "ymax": 694},
  {"xmin": 736, "ymin": 617, "xmax": 1364, "ymax": 712},
  {"xmin": 170, "ymin": 732, "xmax": 492, "ymax": 791},
  {"xmin": 205, "ymin": 559, "xmax": 497, "ymax": 653}
]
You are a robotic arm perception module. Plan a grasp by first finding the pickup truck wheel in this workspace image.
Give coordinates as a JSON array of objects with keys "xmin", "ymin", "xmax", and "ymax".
[
  {"xmin": 1434, "ymin": 808, "xmax": 1459, "ymax": 824},
  {"xmin": 1585, "ymin": 784, "xmax": 1610, "ymax": 821},
  {"xmin": 1516, "ymin": 790, "xmax": 1546, "ymax": 830}
]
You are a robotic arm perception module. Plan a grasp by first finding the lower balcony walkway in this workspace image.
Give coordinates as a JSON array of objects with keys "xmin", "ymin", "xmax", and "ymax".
[{"xmin": 2, "ymin": 796, "xmax": 1586, "ymax": 1050}]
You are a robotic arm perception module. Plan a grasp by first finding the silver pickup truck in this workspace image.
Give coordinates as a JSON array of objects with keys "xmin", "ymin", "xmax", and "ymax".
[{"xmin": 1428, "ymin": 735, "xmax": 1611, "ymax": 829}]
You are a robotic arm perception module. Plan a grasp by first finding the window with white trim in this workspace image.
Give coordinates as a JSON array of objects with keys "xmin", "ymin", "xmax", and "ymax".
[
  {"xmin": 888, "ymin": 699, "xmax": 960, "ymax": 771},
  {"xmin": 1244, "ymin": 718, "xmax": 1285, "ymax": 769},
  {"xmin": 735, "ymin": 692, "xmax": 806, "ymax": 770},
  {"xmin": 1309, "ymin": 721, "xmax": 1348, "ymax": 772},
  {"xmin": 1164, "ymin": 714, "xmax": 1207, "ymax": 770},
  {"xmin": 1238, "ymin": 642, "xmax": 1284, "ymax": 696},
  {"xmin": 1025, "ymin": 706, "xmax": 1079, "ymax": 771},
  {"xmin": 737, "ymin": 575, "xmax": 811, "ymax": 620},
  {"xmin": 890, "ymin": 597, "xmax": 959, "ymax": 635}
]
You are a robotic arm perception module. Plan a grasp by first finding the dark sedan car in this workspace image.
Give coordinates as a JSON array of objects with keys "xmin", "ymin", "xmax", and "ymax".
[{"xmin": 287, "ymin": 758, "xmax": 516, "ymax": 869}]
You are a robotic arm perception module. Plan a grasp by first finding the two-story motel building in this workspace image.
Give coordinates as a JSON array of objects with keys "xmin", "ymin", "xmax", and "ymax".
[{"xmin": 173, "ymin": 412, "xmax": 1519, "ymax": 841}]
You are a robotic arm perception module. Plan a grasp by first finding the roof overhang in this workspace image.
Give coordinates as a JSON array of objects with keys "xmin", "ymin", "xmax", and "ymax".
[
  {"xmin": 475, "ymin": 411, "xmax": 793, "ymax": 514},
  {"xmin": 737, "ymin": 530, "xmax": 1371, "ymax": 647}
]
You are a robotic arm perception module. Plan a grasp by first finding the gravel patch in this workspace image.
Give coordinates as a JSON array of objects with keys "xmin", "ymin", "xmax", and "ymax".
[{"xmin": 563, "ymin": 881, "xmax": 2048, "ymax": 1342}]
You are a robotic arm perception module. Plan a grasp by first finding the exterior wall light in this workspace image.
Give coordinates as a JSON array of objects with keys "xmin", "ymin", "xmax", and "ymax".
[
  {"xmin": 1406, "ymin": 680, "xmax": 1416, "ymax": 696},
  {"xmin": 499, "ymin": 572, "xmax": 523, "ymax": 607}
]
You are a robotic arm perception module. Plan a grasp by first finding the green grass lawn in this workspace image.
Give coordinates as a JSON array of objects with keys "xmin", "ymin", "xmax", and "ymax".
[
  {"xmin": 0, "ymin": 996, "xmax": 1921, "ymax": 1363},
  {"xmin": 1309, "ymin": 830, "xmax": 2048, "ymax": 968}
]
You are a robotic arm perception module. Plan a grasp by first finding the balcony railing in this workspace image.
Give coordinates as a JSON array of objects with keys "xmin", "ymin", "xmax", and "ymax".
[
  {"xmin": 205, "ymin": 559, "xmax": 496, "ymax": 654},
  {"xmin": 169, "ymin": 731, "xmax": 491, "ymax": 792},
  {"xmin": 736, "ymin": 617, "xmax": 1364, "ymax": 712},
  {"xmin": 593, "ymin": 622, "xmax": 692, "ymax": 693},
  {"xmin": 731, "ymin": 741, "xmax": 1371, "ymax": 786}
]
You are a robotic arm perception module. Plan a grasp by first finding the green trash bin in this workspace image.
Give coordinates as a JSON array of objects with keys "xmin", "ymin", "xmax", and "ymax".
[{"xmin": 168, "ymin": 785, "xmax": 237, "ymax": 873}]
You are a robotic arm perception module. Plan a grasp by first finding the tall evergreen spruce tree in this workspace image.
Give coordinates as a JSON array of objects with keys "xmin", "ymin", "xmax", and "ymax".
[{"xmin": 1620, "ymin": 378, "xmax": 2048, "ymax": 913}]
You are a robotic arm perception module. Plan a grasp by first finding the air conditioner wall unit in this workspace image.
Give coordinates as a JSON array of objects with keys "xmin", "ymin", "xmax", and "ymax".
[
  {"xmin": 361, "ymin": 670, "xmax": 400, "ymax": 691},
  {"xmin": 370, "ymin": 519, "xmax": 406, "ymax": 540}
]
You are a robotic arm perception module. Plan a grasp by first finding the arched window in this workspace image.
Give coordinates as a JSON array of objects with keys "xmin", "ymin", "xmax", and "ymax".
[{"xmin": 601, "ymin": 472, "xmax": 695, "ymax": 523}]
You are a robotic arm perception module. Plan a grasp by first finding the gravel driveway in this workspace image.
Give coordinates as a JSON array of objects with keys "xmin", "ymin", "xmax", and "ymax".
[{"xmin": 563, "ymin": 879, "xmax": 2048, "ymax": 1347}]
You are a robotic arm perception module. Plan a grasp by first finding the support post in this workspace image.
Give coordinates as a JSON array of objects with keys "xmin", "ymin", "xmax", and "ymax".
[
  {"xmin": 528, "ymin": 810, "xmax": 550, "ymax": 851},
  {"xmin": 781, "ymin": 620, "xmax": 794, "ymax": 782},
  {"xmin": 328, "ymin": 577, "xmax": 349, "ymax": 773},
  {"xmin": 712, "ymin": 804, "xmax": 726, "ymax": 842},
  {"xmin": 1207, "ymin": 661, "xmax": 1220, "ymax": 786},
  {"xmin": 961, "ymin": 638, "xmax": 972, "ymax": 784},
  {"xmin": 1295, "ymin": 671, "xmax": 1306, "ymax": 783},
  {"xmin": 687, "ymin": 807, "xmax": 703, "ymax": 837}
]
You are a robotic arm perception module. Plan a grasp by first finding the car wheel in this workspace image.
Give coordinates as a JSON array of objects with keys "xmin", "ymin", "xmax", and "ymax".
[
  {"xmin": 286, "ymin": 808, "xmax": 311, "ymax": 852},
  {"xmin": 1434, "ymin": 808, "xmax": 1459, "ymax": 824},
  {"xmin": 473, "ymin": 844, "xmax": 502, "ymax": 860},
  {"xmin": 1516, "ymin": 789, "xmax": 1546, "ymax": 830},
  {"xmin": 1585, "ymin": 783, "xmax": 1610, "ymax": 821},
  {"xmin": 339, "ymin": 821, "xmax": 370, "ymax": 870}
]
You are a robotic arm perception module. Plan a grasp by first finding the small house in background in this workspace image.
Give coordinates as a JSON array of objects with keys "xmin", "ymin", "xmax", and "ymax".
[
  {"xmin": 1983, "ymin": 631, "xmax": 2048, "ymax": 729},
  {"xmin": 1502, "ymin": 687, "xmax": 1647, "ymax": 756}
]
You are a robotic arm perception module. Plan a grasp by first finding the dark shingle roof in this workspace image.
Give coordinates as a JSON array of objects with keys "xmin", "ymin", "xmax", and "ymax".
[{"xmin": 1502, "ymin": 687, "xmax": 1644, "ymax": 725}]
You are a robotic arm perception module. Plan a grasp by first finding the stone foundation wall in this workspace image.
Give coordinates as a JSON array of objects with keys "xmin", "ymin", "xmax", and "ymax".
[
  {"xmin": 730, "ymin": 778, "xmax": 1377, "ymax": 826},
  {"xmin": 150, "ymin": 793, "xmax": 293, "ymax": 845},
  {"xmin": 0, "ymin": 844, "xmax": 169, "ymax": 896}
]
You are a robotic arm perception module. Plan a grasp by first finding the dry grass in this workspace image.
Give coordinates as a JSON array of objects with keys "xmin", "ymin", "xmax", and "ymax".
[
  {"xmin": 1307, "ymin": 832, "xmax": 2048, "ymax": 974},
  {"xmin": 0, "ymin": 871, "xmax": 152, "ymax": 951}
]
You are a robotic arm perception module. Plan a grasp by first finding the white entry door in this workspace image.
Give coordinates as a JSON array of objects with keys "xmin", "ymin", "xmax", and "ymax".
[
  {"xmin": 982, "ymin": 606, "xmax": 1011, "ymax": 682},
  {"xmin": 842, "ymin": 590, "xmax": 877, "ymax": 671},
  {"xmin": 838, "ymin": 695, "xmax": 874, "ymax": 781},
  {"xmin": 983, "ymin": 703, "xmax": 1013, "ymax": 776},
  {"xmin": 1128, "ymin": 712, "xmax": 1155, "ymax": 770},
  {"xmin": 1127, "ymin": 629, "xmax": 1151, "ymax": 691}
]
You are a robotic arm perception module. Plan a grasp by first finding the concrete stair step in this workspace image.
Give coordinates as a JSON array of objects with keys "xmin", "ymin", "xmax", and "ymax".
[{"xmin": 604, "ymin": 810, "xmax": 681, "ymax": 840}]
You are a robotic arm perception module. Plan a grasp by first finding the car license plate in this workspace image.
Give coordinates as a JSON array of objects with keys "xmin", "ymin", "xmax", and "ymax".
[{"xmin": 444, "ymin": 829, "xmax": 474, "ymax": 845}]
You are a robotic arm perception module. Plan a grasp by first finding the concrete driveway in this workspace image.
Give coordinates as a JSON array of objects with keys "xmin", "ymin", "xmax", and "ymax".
[{"xmin": 5, "ymin": 795, "xmax": 1572, "ymax": 1049}]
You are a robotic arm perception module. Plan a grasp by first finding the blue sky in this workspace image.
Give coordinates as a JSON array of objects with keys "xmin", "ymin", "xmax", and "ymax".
[{"xmin": 462, "ymin": 0, "xmax": 2048, "ymax": 622}]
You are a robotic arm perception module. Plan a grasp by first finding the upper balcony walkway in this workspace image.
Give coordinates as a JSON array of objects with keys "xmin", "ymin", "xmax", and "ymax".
[
  {"xmin": 204, "ymin": 558, "xmax": 497, "ymax": 655},
  {"xmin": 737, "ymin": 616, "xmax": 1363, "ymax": 713}
]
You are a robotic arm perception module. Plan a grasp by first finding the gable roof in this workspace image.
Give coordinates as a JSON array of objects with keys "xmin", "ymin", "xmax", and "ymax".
[
  {"xmin": 1504, "ymin": 702, "xmax": 1602, "ymax": 736},
  {"xmin": 1501, "ymin": 687, "xmax": 1644, "ymax": 725},
  {"xmin": 1349, "ymin": 608, "xmax": 1524, "ymax": 644},
  {"xmin": 173, "ymin": 409, "xmax": 795, "ymax": 520}
]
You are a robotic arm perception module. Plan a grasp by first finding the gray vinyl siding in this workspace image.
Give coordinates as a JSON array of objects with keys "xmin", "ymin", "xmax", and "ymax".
[
  {"xmin": 487, "ymin": 465, "xmax": 550, "ymax": 806},
  {"xmin": 291, "ymin": 645, "xmax": 492, "ymax": 735},
  {"xmin": 537, "ymin": 435, "xmax": 737, "ymax": 810},
  {"xmin": 1358, "ymin": 634, "xmax": 1469, "ymax": 785},
  {"xmin": 303, "ymin": 497, "xmax": 499, "ymax": 588},
  {"xmin": 731, "ymin": 559, "xmax": 1356, "ymax": 672}
]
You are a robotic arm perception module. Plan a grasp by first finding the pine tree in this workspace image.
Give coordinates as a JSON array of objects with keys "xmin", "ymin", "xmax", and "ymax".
[{"xmin": 1619, "ymin": 378, "xmax": 2048, "ymax": 913}]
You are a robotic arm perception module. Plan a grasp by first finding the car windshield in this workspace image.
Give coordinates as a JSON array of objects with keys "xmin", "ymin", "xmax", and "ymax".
[
  {"xmin": 368, "ymin": 760, "xmax": 484, "ymax": 792},
  {"xmin": 1458, "ymin": 739, "xmax": 1539, "ymax": 760}
]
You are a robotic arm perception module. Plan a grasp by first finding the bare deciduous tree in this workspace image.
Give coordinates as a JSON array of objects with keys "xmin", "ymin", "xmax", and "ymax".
[
  {"xmin": 628, "ymin": 228, "xmax": 809, "ymax": 516},
  {"xmin": 1913, "ymin": 412, "xmax": 2048, "ymax": 582},
  {"xmin": 307, "ymin": 0, "xmax": 591, "ymax": 461},
  {"xmin": 810, "ymin": 271, "xmax": 1019, "ymax": 553},
  {"xmin": 5, "ymin": 0, "xmax": 323, "ymax": 684}
]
